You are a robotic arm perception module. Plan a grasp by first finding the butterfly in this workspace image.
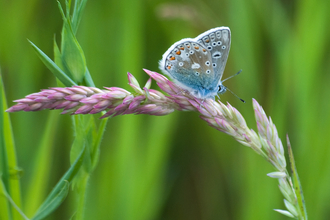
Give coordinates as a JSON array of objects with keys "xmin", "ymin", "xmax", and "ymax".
[{"xmin": 159, "ymin": 27, "xmax": 231, "ymax": 100}]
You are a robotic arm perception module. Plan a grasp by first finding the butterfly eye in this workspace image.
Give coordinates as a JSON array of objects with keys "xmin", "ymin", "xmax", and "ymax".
[{"xmin": 218, "ymin": 85, "xmax": 227, "ymax": 94}]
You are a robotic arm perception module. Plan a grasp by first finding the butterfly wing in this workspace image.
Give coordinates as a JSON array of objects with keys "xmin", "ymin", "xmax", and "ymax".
[
  {"xmin": 195, "ymin": 27, "xmax": 231, "ymax": 83},
  {"xmin": 159, "ymin": 39, "xmax": 218, "ymax": 98}
]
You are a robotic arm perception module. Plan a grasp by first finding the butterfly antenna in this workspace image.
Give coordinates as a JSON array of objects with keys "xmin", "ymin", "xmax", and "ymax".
[
  {"xmin": 226, "ymin": 87, "xmax": 245, "ymax": 103},
  {"xmin": 221, "ymin": 69, "xmax": 242, "ymax": 83}
]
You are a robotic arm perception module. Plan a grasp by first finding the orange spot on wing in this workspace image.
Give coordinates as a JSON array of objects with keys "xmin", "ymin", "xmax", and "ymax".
[
  {"xmin": 180, "ymin": 47, "xmax": 184, "ymax": 50},
  {"xmin": 205, "ymin": 39, "xmax": 210, "ymax": 43},
  {"xmin": 194, "ymin": 46, "xmax": 199, "ymax": 49},
  {"xmin": 170, "ymin": 56, "xmax": 175, "ymax": 60},
  {"xmin": 167, "ymin": 66, "xmax": 171, "ymax": 69},
  {"xmin": 176, "ymin": 51, "xmax": 181, "ymax": 55},
  {"xmin": 203, "ymin": 49, "xmax": 206, "ymax": 52}
]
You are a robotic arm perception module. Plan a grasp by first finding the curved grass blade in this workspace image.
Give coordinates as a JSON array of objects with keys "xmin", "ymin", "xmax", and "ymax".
[
  {"xmin": 31, "ymin": 181, "xmax": 69, "ymax": 220},
  {"xmin": 28, "ymin": 40, "xmax": 77, "ymax": 87},
  {"xmin": 0, "ymin": 178, "xmax": 29, "ymax": 220},
  {"xmin": 31, "ymin": 145, "xmax": 86, "ymax": 220}
]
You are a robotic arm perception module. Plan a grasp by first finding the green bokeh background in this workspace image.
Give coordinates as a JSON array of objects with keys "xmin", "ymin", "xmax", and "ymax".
[{"xmin": 1, "ymin": 0, "xmax": 330, "ymax": 219}]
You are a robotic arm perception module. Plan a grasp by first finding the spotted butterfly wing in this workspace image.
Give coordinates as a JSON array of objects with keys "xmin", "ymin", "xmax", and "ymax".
[
  {"xmin": 159, "ymin": 27, "xmax": 231, "ymax": 99},
  {"xmin": 160, "ymin": 40, "xmax": 217, "ymax": 97},
  {"xmin": 195, "ymin": 27, "xmax": 231, "ymax": 85}
]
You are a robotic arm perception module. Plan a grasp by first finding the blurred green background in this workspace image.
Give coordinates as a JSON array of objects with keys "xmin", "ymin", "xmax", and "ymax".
[{"xmin": 1, "ymin": 0, "xmax": 330, "ymax": 219}]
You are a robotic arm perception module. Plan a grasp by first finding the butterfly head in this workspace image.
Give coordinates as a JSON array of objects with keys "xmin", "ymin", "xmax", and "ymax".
[{"xmin": 218, "ymin": 84, "xmax": 227, "ymax": 95}]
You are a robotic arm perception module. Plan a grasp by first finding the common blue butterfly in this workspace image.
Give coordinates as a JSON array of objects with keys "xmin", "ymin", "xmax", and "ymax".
[{"xmin": 159, "ymin": 27, "xmax": 231, "ymax": 100}]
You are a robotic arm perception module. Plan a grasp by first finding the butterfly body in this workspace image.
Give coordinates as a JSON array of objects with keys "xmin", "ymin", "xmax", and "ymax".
[{"xmin": 159, "ymin": 27, "xmax": 231, "ymax": 99}]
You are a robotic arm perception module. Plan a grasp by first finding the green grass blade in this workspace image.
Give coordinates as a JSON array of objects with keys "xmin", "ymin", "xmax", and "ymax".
[
  {"xmin": 70, "ymin": 115, "xmax": 94, "ymax": 171},
  {"xmin": 24, "ymin": 112, "xmax": 60, "ymax": 217},
  {"xmin": 92, "ymin": 117, "xmax": 108, "ymax": 168},
  {"xmin": 0, "ymin": 72, "xmax": 22, "ymax": 220},
  {"xmin": 0, "ymin": 178, "xmax": 29, "ymax": 220},
  {"xmin": 31, "ymin": 145, "xmax": 86, "ymax": 220},
  {"xmin": 0, "ymin": 73, "xmax": 13, "ymax": 220},
  {"xmin": 83, "ymin": 67, "xmax": 95, "ymax": 87},
  {"xmin": 28, "ymin": 40, "xmax": 77, "ymax": 87},
  {"xmin": 287, "ymin": 135, "xmax": 308, "ymax": 220},
  {"xmin": 53, "ymin": 37, "xmax": 65, "ymax": 73},
  {"xmin": 70, "ymin": 115, "xmax": 98, "ymax": 220},
  {"xmin": 31, "ymin": 181, "xmax": 70, "ymax": 220},
  {"xmin": 71, "ymin": 0, "xmax": 88, "ymax": 34},
  {"xmin": 65, "ymin": 0, "xmax": 71, "ymax": 19},
  {"xmin": 58, "ymin": 1, "xmax": 87, "ymax": 84},
  {"xmin": 0, "ymin": 179, "xmax": 11, "ymax": 220}
]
